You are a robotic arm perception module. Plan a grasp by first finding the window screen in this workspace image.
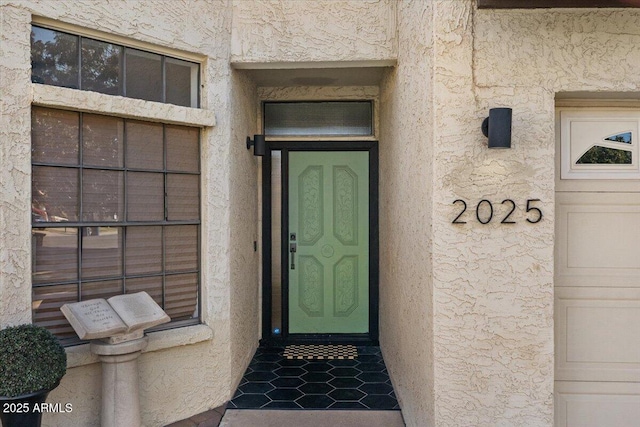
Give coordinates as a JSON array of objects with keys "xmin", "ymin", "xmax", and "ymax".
[
  {"xmin": 31, "ymin": 107, "xmax": 201, "ymax": 345},
  {"xmin": 31, "ymin": 25, "xmax": 199, "ymax": 108}
]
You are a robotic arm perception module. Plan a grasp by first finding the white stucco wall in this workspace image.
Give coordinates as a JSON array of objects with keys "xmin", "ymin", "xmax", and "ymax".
[
  {"xmin": 432, "ymin": 3, "xmax": 555, "ymax": 426},
  {"xmin": 1, "ymin": 2, "xmax": 33, "ymax": 327},
  {"xmin": 3, "ymin": 0, "xmax": 640, "ymax": 426},
  {"xmin": 231, "ymin": 0, "xmax": 396, "ymax": 66},
  {"xmin": 378, "ymin": 1, "xmax": 435, "ymax": 427},
  {"xmin": 379, "ymin": 2, "xmax": 640, "ymax": 426},
  {"xmin": 0, "ymin": 1, "xmax": 261, "ymax": 426},
  {"xmin": 229, "ymin": 68, "xmax": 260, "ymax": 388},
  {"xmin": 429, "ymin": 2, "xmax": 640, "ymax": 426}
]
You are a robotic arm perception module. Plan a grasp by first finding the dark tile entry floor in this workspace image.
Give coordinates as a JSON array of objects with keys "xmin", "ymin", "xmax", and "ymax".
[{"xmin": 228, "ymin": 346, "xmax": 400, "ymax": 410}]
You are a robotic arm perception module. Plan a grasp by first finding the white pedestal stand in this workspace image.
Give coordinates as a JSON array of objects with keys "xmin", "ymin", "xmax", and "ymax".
[{"xmin": 90, "ymin": 337, "xmax": 149, "ymax": 427}]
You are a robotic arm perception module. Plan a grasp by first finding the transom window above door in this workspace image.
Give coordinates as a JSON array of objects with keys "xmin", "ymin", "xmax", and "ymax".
[
  {"xmin": 560, "ymin": 110, "xmax": 639, "ymax": 180},
  {"xmin": 263, "ymin": 101, "xmax": 373, "ymax": 137}
]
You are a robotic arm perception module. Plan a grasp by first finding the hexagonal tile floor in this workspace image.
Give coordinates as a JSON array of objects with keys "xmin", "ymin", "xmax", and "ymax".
[{"xmin": 228, "ymin": 346, "xmax": 400, "ymax": 410}]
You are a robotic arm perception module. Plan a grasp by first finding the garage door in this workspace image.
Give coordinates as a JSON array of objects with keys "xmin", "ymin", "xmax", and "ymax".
[{"xmin": 555, "ymin": 110, "xmax": 640, "ymax": 427}]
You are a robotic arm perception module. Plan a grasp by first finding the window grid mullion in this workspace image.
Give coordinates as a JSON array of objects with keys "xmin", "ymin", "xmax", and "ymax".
[
  {"xmin": 77, "ymin": 113, "xmax": 83, "ymax": 301},
  {"xmin": 162, "ymin": 124, "xmax": 168, "ymax": 310},
  {"xmin": 162, "ymin": 226, "xmax": 167, "ymax": 311},
  {"xmin": 31, "ymin": 107, "xmax": 201, "ymax": 342},
  {"xmin": 122, "ymin": 47, "xmax": 128, "ymax": 98},
  {"xmin": 161, "ymin": 56, "xmax": 167, "ymax": 104},
  {"xmin": 196, "ymin": 127, "xmax": 202, "ymax": 318},
  {"xmin": 164, "ymin": 123, "xmax": 168, "ymax": 221},
  {"xmin": 32, "ymin": 269, "xmax": 200, "ymax": 289},
  {"xmin": 123, "ymin": 119, "xmax": 128, "ymax": 295},
  {"xmin": 119, "ymin": 45, "xmax": 125, "ymax": 97},
  {"xmin": 77, "ymin": 229, "xmax": 82, "ymax": 302},
  {"xmin": 77, "ymin": 35, "xmax": 82, "ymax": 90},
  {"xmin": 196, "ymin": 224, "xmax": 201, "ymax": 318},
  {"xmin": 122, "ymin": 227, "xmax": 127, "ymax": 296},
  {"xmin": 32, "ymin": 161, "xmax": 201, "ymax": 176},
  {"xmin": 33, "ymin": 220, "xmax": 200, "ymax": 229}
]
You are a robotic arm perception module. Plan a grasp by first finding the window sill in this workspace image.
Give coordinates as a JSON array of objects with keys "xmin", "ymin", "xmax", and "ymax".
[
  {"xmin": 31, "ymin": 84, "xmax": 216, "ymax": 128},
  {"xmin": 65, "ymin": 324, "xmax": 214, "ymax": 368}
]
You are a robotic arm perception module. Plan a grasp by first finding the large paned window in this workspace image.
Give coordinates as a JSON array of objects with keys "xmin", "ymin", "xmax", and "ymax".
[
  {"xmin": 32, "ymin": 107, "xmax": 200, "ymax": 344},
  {"xmin": 31, "ymin": 25, "xmax": 200, "ymax": 108}
]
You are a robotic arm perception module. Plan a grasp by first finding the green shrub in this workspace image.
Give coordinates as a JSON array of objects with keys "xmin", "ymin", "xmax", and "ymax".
[{"xmin": 0, "ymin": 324, "xmax": 67, "ymax": 397}]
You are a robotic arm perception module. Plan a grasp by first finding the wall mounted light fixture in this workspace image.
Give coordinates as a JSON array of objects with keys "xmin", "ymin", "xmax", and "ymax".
[
  {"xmin": 246, "ymin": 134, "xmax": 266, "ymax": 156},
  {"xmin": 482, "ymin": 108, "xmax": 512, "ymax": 149}
]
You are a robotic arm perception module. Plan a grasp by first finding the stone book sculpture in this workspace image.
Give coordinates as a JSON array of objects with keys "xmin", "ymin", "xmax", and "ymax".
[{"xmin": 61, "ymin": 291, "xmax": 170, "ymax": 342}]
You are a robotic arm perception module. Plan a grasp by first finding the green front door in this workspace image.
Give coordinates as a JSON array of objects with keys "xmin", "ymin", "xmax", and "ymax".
[{"xmin": 288, "ymin": 151, "xmax": 369, "ymax": 334}]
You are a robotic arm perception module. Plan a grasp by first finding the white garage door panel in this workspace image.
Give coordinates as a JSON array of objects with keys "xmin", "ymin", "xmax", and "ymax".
[
  {"xmin": 555, "ymin": 382, "xmax": 640, "ymax": 427},
  {"xmin": 568, "ymin": 212, "xmax": 640, "ymax": 268},
  {"xmin": 556, "ymin": 192, "xmax": 640, "ymax": 287},
  {"xmin": 556, "ymin": 109, "xmax": 640, "ymax": 427},
  {"xmin": 555, "ymin": 287, "xmax": 640, "ymax": 382},
  {"xmin": 567, "ymin": 307, "xmax": 640, "ymax": 363}
]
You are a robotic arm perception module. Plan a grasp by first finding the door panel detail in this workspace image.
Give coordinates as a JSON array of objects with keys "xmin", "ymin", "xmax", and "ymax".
[
  {"xmin": 299, "ymin": 166, "xmax": 323, "ymax": 245},
  {"xmin": 288, "ymin": 151, "xmax": 369, "ymax": 334},
  {"xmin": 334, "ymin": 255, "xmax": 359, "ymax": 316},
  {"xmin": 321, "ymin": 244, "xmax": 334, "ymax": 258},
  {"xmin": 298, "ymin": 255, "xmax": 323, "ymax": 317},
  {"xmin": 333, "ymin": 166, "xmax": 358, "ymax": 245}
]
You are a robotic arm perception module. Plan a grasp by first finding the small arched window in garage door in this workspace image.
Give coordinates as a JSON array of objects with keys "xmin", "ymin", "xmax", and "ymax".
[
  {"xmin": 576, "ymin": 131, "xmax": 633, "ymax": 165},
  {"xmin": 561, "ymin": 111, "xmax": 639, "ymax": 179}
]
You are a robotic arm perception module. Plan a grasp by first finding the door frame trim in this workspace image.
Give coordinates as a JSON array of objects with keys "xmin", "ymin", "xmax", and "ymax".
[{"xmin": 260, "ymin": 141, "xmax": 379, "ymax": 346}]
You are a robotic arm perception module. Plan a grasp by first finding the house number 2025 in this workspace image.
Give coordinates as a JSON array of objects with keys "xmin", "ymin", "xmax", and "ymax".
[{"xmin": 451, "ymin": 199, "xmax": 543, "ymax": 224}]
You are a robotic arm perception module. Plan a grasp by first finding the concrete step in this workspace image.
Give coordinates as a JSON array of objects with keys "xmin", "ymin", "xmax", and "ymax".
[{"xmin": 219, "ymin": 409, "xmax": 405, "ymax": 427}]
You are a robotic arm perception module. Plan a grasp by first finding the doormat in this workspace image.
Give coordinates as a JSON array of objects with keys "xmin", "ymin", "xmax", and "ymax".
[{"xmin": 283, "ymin": 344, "xmax": 358, "ymax": 360}]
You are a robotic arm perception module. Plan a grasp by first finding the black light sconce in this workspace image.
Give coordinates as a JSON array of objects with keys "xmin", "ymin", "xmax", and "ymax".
[
  {"xmin": 482, "ymin": 108, "xmax": 512, "ymax": 149},
  {"xmin": 246, "ymin": 134, "xmax": 266, "ymax": 156}
]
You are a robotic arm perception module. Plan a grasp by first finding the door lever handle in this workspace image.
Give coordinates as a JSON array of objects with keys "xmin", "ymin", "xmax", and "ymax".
[{"xmin": 289, "ymin": 242, "xmax": 297, "ymax": 270}]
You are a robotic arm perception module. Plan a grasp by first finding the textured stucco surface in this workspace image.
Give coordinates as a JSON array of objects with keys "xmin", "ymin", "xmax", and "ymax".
[
  {"xmin": 0, "ymin": 3, "xmax": 33, "ymax": 327},
  {"xmin": 229, "ymin": 68, "xmax": 260, "ymax": 389},
  {"xmin": 2, "ymin": 1, "xmax": 640, "ymax": 426},
  {"xmin": 378, "ymin": 1, "xmax": 434, "ymax": 427},
  {"xmin": 428, "ymin": 2, "xmax": 640, "ymax": 427},
  {"xmin": 431, "ymin": 2, "xmax": 554, "ymax": 426},
  {"xmin": 379, "ymin": 2, "xmax": 640, "ymax": 427},
  {"xmin": 44, "ymin": 361, "xmax": 102, "ymax": 426},
  {"xmin": 0, "ymin": 1, "xmax": 260, "ymax": 426},
  {"xmin": 231, "ymin": 0, "xmax": 396, "ymax": 65}
]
